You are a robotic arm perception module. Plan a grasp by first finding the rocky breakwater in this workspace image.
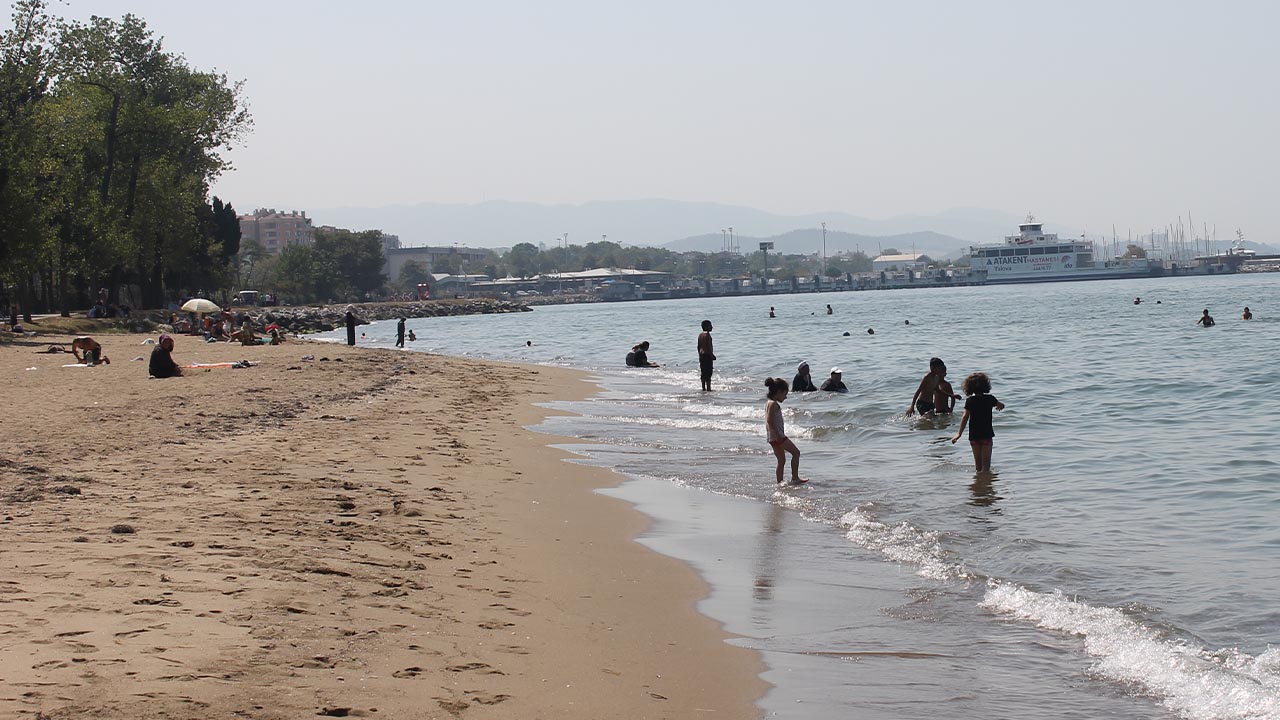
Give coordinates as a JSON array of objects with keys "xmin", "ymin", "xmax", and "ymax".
[{"xmin": 257, "ymin": 298, "xmax": 531, "ymax": 334}]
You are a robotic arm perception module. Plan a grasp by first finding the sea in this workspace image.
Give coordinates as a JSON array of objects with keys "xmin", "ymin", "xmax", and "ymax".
[{"xmin": 316, "ymin": 273, "xmax": 1280, "ymax": 719}]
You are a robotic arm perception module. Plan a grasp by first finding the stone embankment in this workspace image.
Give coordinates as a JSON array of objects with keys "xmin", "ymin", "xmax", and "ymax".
[{"xmin": 250, "ymin": 298, "xmax": 531, "ymax": 334}]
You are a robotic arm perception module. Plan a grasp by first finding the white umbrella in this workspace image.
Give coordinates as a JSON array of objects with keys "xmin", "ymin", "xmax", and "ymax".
[{"xmin": 181, "ymin": 298, "xmax": 221, "ymax": 313}]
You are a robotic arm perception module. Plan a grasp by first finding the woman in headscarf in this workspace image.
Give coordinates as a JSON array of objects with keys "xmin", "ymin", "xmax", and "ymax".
[
  {"xmin": 149, "ymin": 334, "xmax": 182, "ymax": 378},
  {"xmin": 791, "ymin": 362, "xmax": 818, "ymax": 392}
]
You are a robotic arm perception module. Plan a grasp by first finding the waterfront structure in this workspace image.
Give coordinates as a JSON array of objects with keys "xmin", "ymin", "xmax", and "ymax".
[
  {"xmin": 872, "ymin": 253, "xmax": 927, "ymax": 272},
  {"xmin": 384, "ymin": 245, "xmax": 490, "ymax": 282},
  {"xmin": 238, "ymin": 209, "xmax": 314, "ymax": 254},
  {"xmin": 970, "ymin": 218, "xmax": 1157, "ymax": 283}
]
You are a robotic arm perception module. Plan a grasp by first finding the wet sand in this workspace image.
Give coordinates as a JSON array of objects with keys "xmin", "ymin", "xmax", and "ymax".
[{"xmin": 0, "ymin": 335, "xmax": 764, "ymax": 719}]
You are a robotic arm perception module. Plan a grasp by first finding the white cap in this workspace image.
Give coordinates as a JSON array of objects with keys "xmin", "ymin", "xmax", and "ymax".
[{"xmin": 830, "ymin": 366, "xmax": 843, "ymax": 374}]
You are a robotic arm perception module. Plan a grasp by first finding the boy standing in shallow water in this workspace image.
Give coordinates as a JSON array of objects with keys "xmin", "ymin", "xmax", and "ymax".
[
  {"xmin": 765, "ymin": 377, "xmax": 806, "ymax": 485},
  {"xmin": 697, "ymin": 320, "xmax": 715, "ymax": 391},
  {"xmin": 951, "ymin": 372, "xmax": 1005, "ymax": 472}
]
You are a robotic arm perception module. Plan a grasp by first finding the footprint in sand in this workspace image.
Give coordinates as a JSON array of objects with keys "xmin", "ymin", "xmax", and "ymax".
[
  {"xmin": 488, "ymin": 603, "xmax": 531, "ymax": 617},
  {"xmin": 392, "ymin": 666, "xmax": 423, "ymax": 678},
  {"xmin": 465, "ymin": 691, "xmax": 511, "ymax": 705},
  {"xmin": 445, "ymin": 662, "xmax": 504, "ymax": 675}
]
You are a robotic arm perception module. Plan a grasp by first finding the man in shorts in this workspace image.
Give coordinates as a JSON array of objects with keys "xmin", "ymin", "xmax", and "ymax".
[{"xmin": 697, "ymin": 320, "xmax": 715, "ymax": 392}]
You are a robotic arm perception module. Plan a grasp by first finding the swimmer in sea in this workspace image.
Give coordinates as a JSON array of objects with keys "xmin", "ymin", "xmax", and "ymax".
[
  {"xmin": 1196, "ymin": 309, "xmax": 1216, "ymax": 327},
  {"xmin": 1243, "ymin": 306, "xmax": 1253, "ymax": 320}
]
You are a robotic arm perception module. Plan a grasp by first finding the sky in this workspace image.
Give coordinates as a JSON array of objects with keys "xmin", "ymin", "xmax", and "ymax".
[{"xmin": 45, "ymin": 0, "xmax": 1280, "ymax": 240}]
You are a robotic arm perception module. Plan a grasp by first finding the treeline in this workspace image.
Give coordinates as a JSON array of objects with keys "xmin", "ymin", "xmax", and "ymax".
[
  {"xmin": 383, "ymin": 241, "xmax": 876, "ymax": 294},
  {"xmin": 238, "ymin": 229, "xmax": 387, "ymax": 305},
  {"xmin": 0, "ymin": 1, "xmax": 250, "ymax": 316}
]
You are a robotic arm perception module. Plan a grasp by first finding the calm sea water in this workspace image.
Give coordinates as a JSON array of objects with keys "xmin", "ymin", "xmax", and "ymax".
[{"xmin": 319, "ymin": 274, "xmax": 1280, "ymax": 719}]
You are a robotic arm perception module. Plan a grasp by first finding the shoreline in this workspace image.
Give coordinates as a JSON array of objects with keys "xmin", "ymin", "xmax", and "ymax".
[{"xmin": 0, "ymin": 336, "xmax": 765, "ymax": 718}]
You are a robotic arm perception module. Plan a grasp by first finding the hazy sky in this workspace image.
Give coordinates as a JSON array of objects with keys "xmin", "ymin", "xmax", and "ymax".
[{"xmin": 52, "ymin": 1, "xmax": 1280, "ymax": 238}]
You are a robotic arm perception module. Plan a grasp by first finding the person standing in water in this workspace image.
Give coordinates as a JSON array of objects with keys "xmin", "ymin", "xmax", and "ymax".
[
  {"xmin": 396, "ymin": 317, "xmax": 406, "ymax": 348},
  {"xmin": 1243, "ymin": 306, "xmax": 1253, "ymax": 320},
  {"xmin": 769, "ymin": 307, "xmax": 776, "ymax": 318},
  {"xmin": 951, "ymin": 372, "xmax": 1005, "ymax": 473},
  {"xmin": 907, "ymin": 357, "xmax": 959, "ymax": 416},
  {"xmin": 697, "ymin": 320, "xmax": 715, "ymax": 391},
  {"xmin": 826, "ymin": 304, "xmax": 833, "ymax": 315},
  {"xmin": 1196, "ymin": 309, "xmax": 1216, "ymax": 327},
  {"xmin": 764, "ymin": 377, "xmax": 806, "ymax": 485}
]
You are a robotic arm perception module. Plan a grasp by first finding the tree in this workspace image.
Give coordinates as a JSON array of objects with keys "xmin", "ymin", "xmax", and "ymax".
[
  {"xmin": 312, "ymin": 227, "xmax": 386, "ymax": 298},
  {"xmin": 396, "ymin": 259, "xmax": 431, "ymax": 292},
  {"xmin": 1122, "ymin": 244, "xmax": 1147, "ymax": 259},
  {"xmin": 507, "ymin": 242, "xmax": 540, "ymax": 278}
]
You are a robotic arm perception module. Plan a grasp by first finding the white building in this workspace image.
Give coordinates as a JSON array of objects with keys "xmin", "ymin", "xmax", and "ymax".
[{"xmin": 872, "ymin": 253, "xmax": 926, "ymax": 272}]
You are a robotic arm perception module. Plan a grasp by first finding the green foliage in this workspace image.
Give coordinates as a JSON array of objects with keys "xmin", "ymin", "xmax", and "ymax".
[
  {"xmin": 0, "ymin": 3, "xmax": 251, "ymax": 312},
  {"xmin": 266, "ymin": 227, "xmax": 387, "ymax": 303},
  {"xmin": 507, "ymin": 242, "xmax": 539, "ymax": 278},
  {"xmin": 396, "ymin": 259, "xmax": 431, "ymax": 292},
  {"xmin": 1123, "ymin": 244, "xmax": 1147, "ymax": 259}
]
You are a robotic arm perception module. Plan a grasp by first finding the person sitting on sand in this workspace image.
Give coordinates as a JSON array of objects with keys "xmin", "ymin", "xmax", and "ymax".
[
  {"xmin": 1196, "ymin": 309, "xmax": 1216, "ymax": 327},
  {"xmin": 820, "ymin": 367, "xmax": 848, "ymax": 392},
  {"xmin": 626, "ymin": 341, "xmax": 660, "ymax": 367},
  {"xmin": 792, "ymin": 362, "xmax": 818, "ymax": 392},
  {"xmin": 1243, "ymin": 306, "xmax": 1253, "ymax": 320},
  {"xmin": 70, "ymin": 336, "xmax": 110, "ymax": 366},
  {"xmin": 229, "ymin": 320, "xmax": 258, "ymax": 346},
  {"xmin": 149, "ymin": 334, "xmax": 182, "ymax": 378}
]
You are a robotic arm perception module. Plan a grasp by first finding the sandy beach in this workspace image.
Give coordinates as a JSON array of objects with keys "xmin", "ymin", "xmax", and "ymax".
[{"xmin": 0, "ymin": 333, "xmax": 764, "ymax": 719}]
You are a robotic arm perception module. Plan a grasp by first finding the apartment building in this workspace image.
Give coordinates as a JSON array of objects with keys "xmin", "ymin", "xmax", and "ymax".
[{"xmin": 239, "ymin": 209, "xmax": 315, "ymax": 254}]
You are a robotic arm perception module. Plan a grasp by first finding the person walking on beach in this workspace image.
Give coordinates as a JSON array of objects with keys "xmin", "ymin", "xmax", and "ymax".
[
  {"xmin": 792, "ymin": 362, "xmax": 817, "ymax": 392},
  {"xmin": 907, "ymin": 357, "xmax": 959, "ymax": 416},
  {"xmin": 951, "ymin": 372, "xmax": 1005, "ymax": 473},
  {"xmin": 1196, "ymin": 308, "xmax": 1216, "ymax": 327},
  {"xmin": 345, "ymin": 308, "xmax": 357, "ymax": 345},
  {"xmin": 697, "ymin": 320, "xmax": 715, "ymax": 391},
  {"xmin": 765, "ymin": 377, "xmax": 806, "ymax": 485},
  {"xmin": 396, "ymin": 317, "xmax": 406, "ymax": 348}
]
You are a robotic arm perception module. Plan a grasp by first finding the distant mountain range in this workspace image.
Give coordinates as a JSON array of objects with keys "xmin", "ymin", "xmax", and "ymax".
[
  {"xmin": 303, "ymin": 199, "xmax": 1279, "ymax": 258},
  {"xmin": 308, "ymin": 199, "xmax": 1024, "ymax": 252},
  {"xmin": 663, "ymin": 228, "xmax": 971, "ymax": 259}
]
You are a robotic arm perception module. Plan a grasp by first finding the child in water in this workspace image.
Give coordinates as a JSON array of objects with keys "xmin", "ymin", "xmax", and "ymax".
[
  {"xmin": 765, "ymin": 377, "xmax": 806, "ymax": 485},
  {"xmin": 951, "ymin": 372, "xmax": 1005, "ymax": 472}
]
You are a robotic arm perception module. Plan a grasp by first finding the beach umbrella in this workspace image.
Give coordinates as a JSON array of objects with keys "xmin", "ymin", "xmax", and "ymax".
[{"xmin": 181, "ymin": 298, "xmax": 220, "ymax": 314}]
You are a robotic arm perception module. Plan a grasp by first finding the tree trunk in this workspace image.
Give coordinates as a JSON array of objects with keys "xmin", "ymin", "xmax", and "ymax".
[{"xmin": 99, "ymin": 93, "xmax": 121, "ymax": 204}]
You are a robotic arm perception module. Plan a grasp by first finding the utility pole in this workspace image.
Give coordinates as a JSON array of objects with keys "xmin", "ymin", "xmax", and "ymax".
[
  {"xmin": 759, "ymin": 241, "xmax": 774, "ymax": 294},
  {"xmin": 821, "ymin": 221, "xmax": 827, "ymax": 278}
]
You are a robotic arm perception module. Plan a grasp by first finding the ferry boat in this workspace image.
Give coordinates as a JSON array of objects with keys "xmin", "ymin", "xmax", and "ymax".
[{"xmin": 970, "ymin": 217, "xmax": 1160, "ymax": 284}]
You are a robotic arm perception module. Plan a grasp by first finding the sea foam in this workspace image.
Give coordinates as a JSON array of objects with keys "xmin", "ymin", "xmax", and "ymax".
[{"xmin": 982, "ymin": 582, "xmax": 1280, "ymax": 720}]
